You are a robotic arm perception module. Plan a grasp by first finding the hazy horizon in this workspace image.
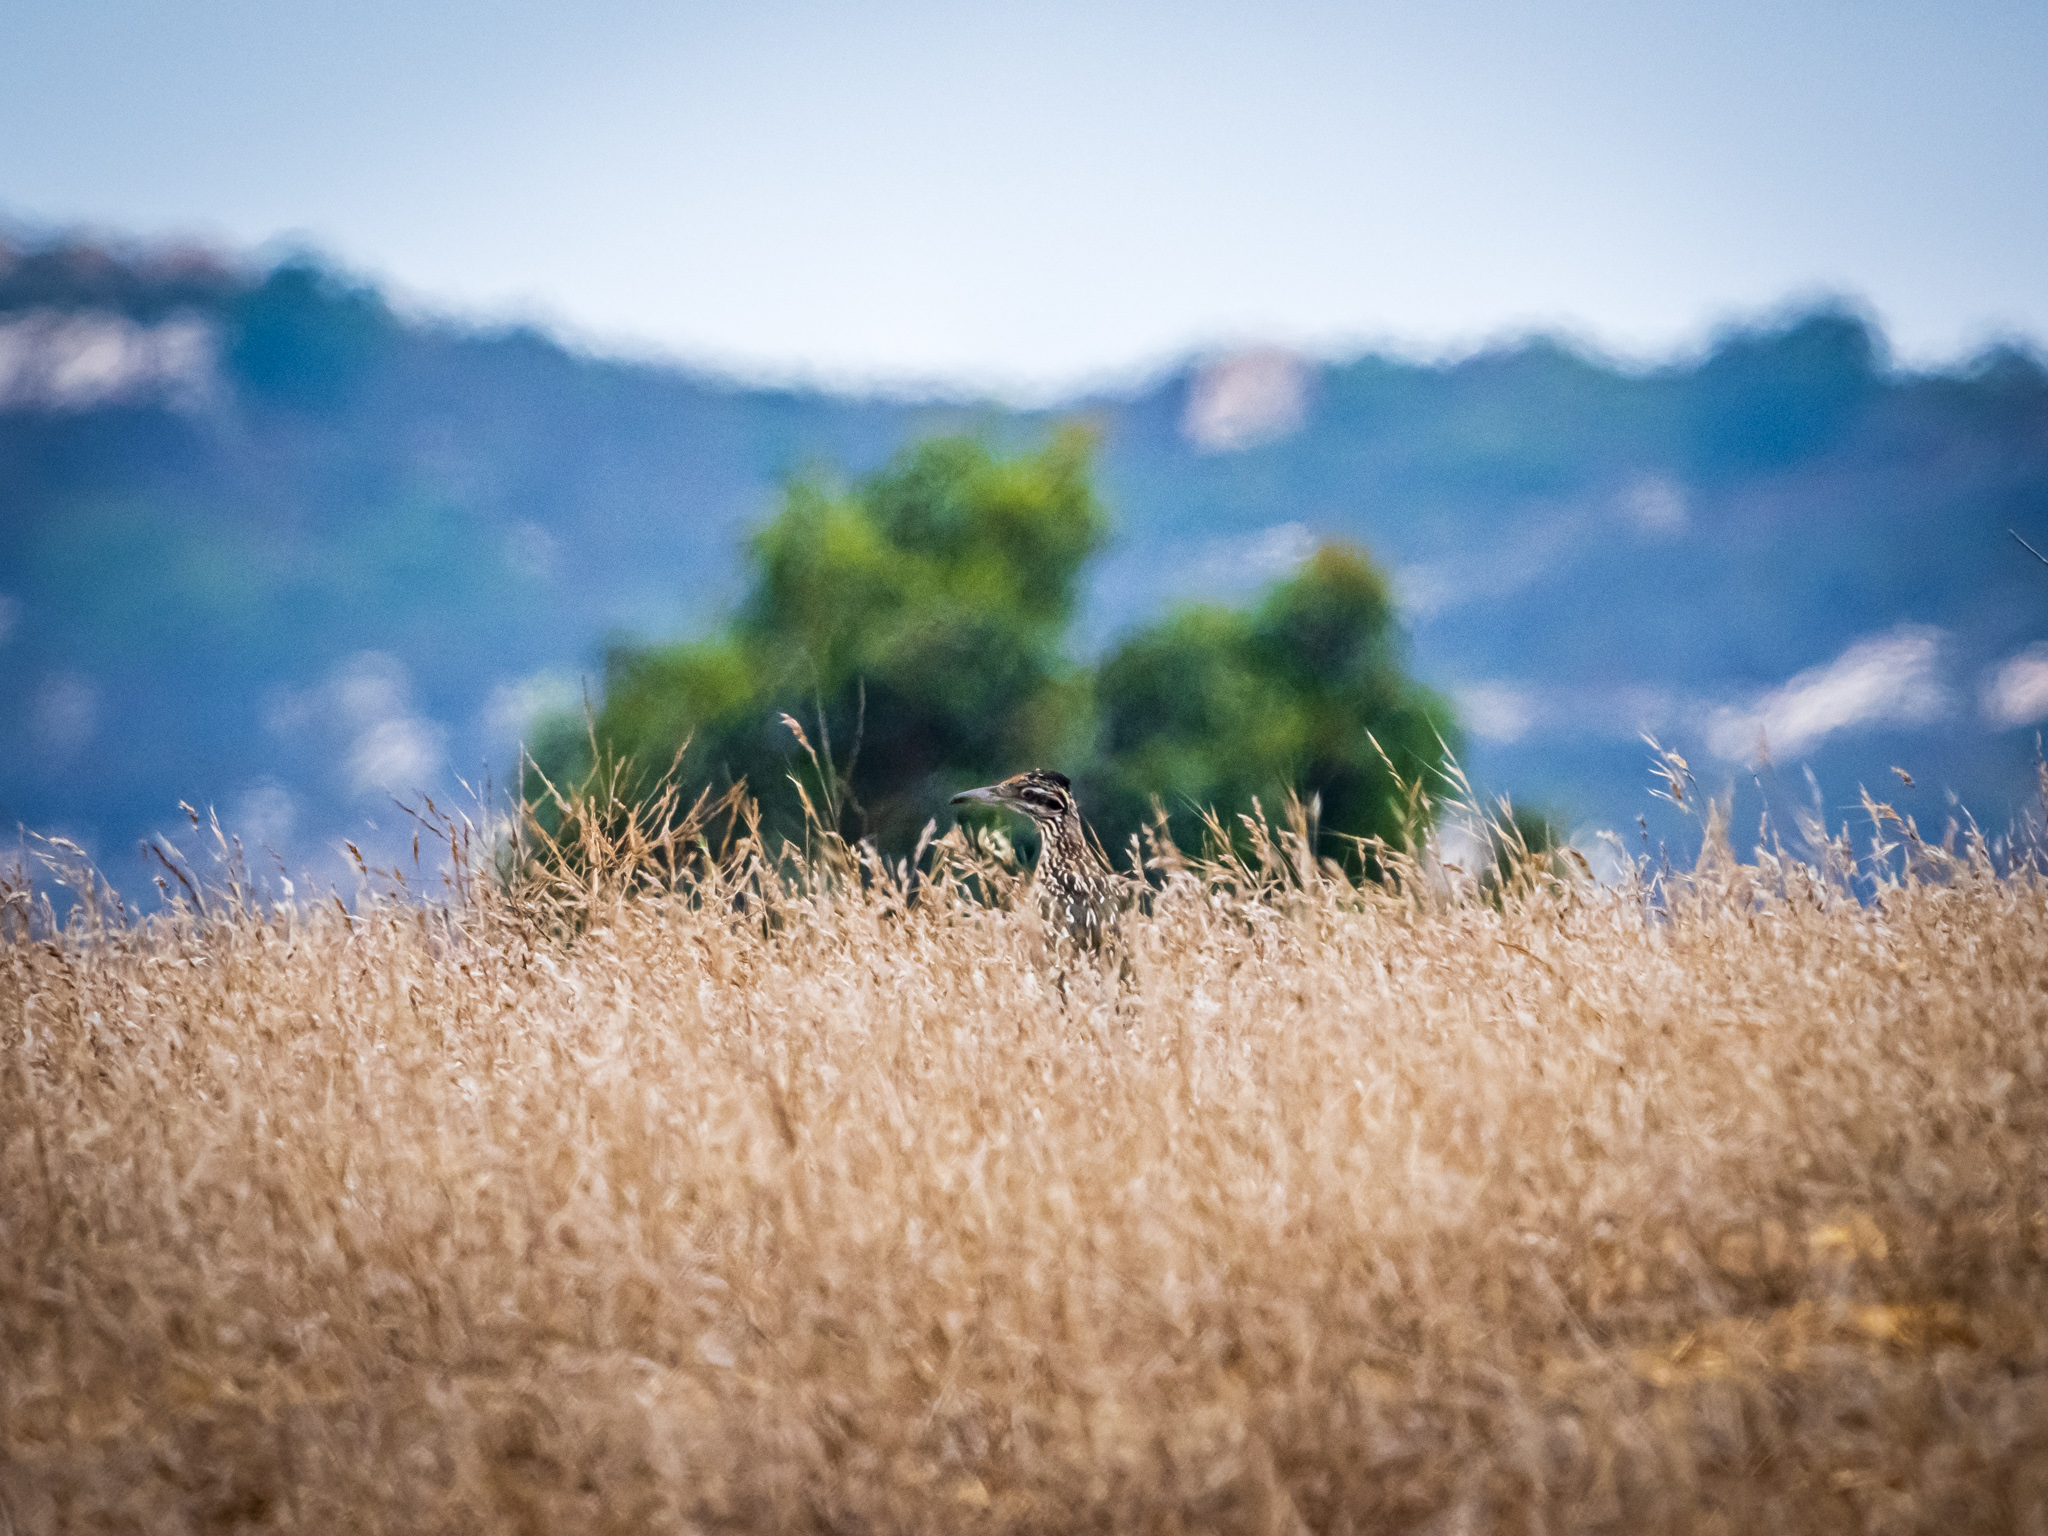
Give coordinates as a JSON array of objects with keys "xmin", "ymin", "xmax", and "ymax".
[
  {"xmin": 6, "ymin": 217, "xmax": 2040, "ymax": 411},
  {"xmin": 5, "ymin": 0, "xmax": 2043, "ymax": 396}
]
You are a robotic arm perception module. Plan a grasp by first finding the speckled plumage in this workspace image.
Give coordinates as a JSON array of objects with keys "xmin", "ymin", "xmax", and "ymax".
[{"xmin": 950, "ymin": 770, "xmax": 1122, "ymax": 953}]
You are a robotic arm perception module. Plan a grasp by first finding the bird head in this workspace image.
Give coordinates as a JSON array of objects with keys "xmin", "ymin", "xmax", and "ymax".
[{"xmin": 950, "ymin": 769, "xmax": 1075, "ymax": 827}]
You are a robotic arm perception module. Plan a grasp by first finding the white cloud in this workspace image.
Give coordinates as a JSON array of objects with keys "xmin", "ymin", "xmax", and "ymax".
[
  {"xmin": 1391, "ymin": 564, "xmax": 1458, "ymax": 619},
  {"xmin": 0, "ymin": 308, "xmax": 217, "ymax": 413},
  {"xmin": 1443, "ymin": 682, "xmax": 1677, "ymax": 747},
  {"xmin": 483, "ymin": 670, "xmax": 580, "ymax": 743},
  {"xmin": 1618, "ymin": 473, "xmax": 1688, "ymax": 535},
  {"xmin": 1184, "ymin": 521, "xmax": 1318, "ymax": 593},
  {"xmin": 1432, "ymin": 820, "xmax": 1490, "ymax": 877},
  {"xmin": 1982, "ymin": 641, "xmax": 2048, "ymax": 729},
  {"xmin": 231, "ymin": 782, "xmax": 298, "ymax": 850},
  {"xmin": 267, "ymin": 651, "xmax": 449, "ymax": 798},
  {"xmin": 261, "ymin": 685, "xmax": 311, "ymax": 739},
  {"xmin": 334, "ymin": 651, "xmax": 412, "ymax": 728},
  {"xmin": 32, "ymin": 672, "xmax": 100, "ymax": 758},
  {"xmin": 1392, "ymin": 506, "xmax": 1599, "ymax": 622},
  {"xmin": 1705, "ymin": 624, "xmax": 1951, "ymax": 762},
  {"xmin": 1454, "ymin": 683, "xmax": 1537, "ymax": 743},
  {"xmin": 1182, "ymin": 348, "xmax": 1309, "ymax": 453},
  {"xmin": 1575, "ymin": 830, "xmax": 1636, "ymax": 888},
  {"xmin": 348, "ymin": 716, "xmax": 447, "ymax": 796},
  {"xmin": 1598, "ymin": 686, "xmax": 1681, "ymax": 740},
  {"xmin": 1239, "ymin": 521, "xmax": 1318, "ymax": 574},
  {"xmin": 504, "ymin": 521, "xmax": 559, "ymax": 581}
]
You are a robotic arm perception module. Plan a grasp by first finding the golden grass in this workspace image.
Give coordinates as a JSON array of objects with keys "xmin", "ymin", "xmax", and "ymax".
[{"xmin": 3, "ymin": 792, "xmax": 2047, "ymax": 1535}]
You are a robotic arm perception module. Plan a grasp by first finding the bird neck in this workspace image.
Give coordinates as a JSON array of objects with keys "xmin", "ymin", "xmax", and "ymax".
[{"xmin": 1037, "ymin": 811, "xmax": 1096, "ymax": 874}]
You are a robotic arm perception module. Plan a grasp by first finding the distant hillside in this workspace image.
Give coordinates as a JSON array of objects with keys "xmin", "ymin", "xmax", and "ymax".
[
  {"xmin": 1086, "ymin": 322, "xmax": 2048, "ymax": 865},
  {"xmin": 3, "ymin": 233, "xmax": 2045, "ymax": 889}
]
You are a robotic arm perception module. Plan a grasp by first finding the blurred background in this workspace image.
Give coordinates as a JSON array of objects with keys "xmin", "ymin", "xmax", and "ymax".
[{"xmin": 3, "ymin": 0, "xmax": 2045, "ymax": 889}]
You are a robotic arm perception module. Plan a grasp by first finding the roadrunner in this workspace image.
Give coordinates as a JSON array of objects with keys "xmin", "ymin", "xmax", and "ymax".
[{"xmin": 950, "ymin": 770, "xmax": 1121, "ymax": 953}]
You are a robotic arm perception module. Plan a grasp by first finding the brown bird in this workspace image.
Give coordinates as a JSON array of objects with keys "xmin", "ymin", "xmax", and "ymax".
[{"xmin": 950, "ymin": 769, "xmax": 1122, "ymax": 953}]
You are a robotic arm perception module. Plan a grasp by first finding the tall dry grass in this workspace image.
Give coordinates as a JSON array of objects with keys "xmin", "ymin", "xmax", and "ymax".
[{"xmin": 3, "ymin": 779, "xmax": 2047, "ymax": 1535}]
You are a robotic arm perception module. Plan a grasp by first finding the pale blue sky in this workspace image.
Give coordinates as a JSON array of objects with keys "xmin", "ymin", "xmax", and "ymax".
[{"xmin": 4, "ymin": 0, "xmax": 2044, "ymax": 393}]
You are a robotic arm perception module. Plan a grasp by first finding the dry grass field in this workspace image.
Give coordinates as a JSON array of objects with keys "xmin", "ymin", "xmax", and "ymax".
[{"xmin": 3, "ymin": 782, "xmax": 2047, "ymax": 1535}]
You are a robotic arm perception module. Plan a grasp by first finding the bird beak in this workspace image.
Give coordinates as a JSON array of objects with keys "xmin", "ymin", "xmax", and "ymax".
[{"xmin": 950, "ymin": 785, "xmax": 1005, "ymax": 810}]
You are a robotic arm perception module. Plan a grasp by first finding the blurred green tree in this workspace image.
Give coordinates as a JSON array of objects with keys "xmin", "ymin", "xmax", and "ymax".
[
  {"xmin": 532, "ymin": 429, "xmax": 1107, "ymax": 853},
  {"xmin": 534, "ymin": 438, "xmax": 1457, "ymax": 867},
  {"xmin": 1087, "ymin": 542, "xmax": 1459, "ymax": 864}
]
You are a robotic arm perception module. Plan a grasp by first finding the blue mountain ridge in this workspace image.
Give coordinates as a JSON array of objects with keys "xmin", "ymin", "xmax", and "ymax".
[{"xmin": 3, "ymin": 235, "xmax": 2044, "ymax": 892}]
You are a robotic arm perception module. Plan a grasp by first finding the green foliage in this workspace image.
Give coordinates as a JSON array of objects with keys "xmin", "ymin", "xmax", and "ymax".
[
  {"xmin": 1090, "ymin": 542, "xmax": 1459, "ymax": 863},
  {"xmin": 539, "ymin": 437, "xmax": 1459, "ymax": 867},
  {"xmin": 535, "ymin": 430, "xmax": 1108, "ymax": 852}
]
